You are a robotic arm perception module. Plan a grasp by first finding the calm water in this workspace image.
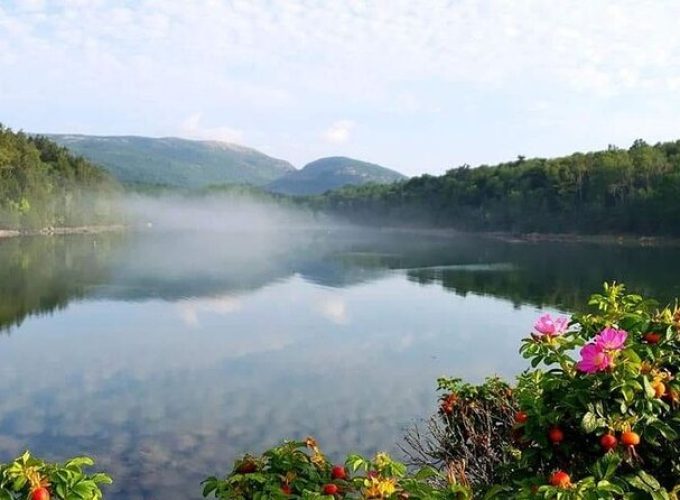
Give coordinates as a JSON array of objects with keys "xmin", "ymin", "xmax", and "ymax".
[{"xmin": 2, "ymin": 229, "xmax": 680, "ymax": 499}]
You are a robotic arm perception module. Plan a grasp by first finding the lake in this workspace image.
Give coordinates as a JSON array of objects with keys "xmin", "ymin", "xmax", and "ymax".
[{"xmin": 1, "ymin": 228, "xmax": 680, "ymax": 499}]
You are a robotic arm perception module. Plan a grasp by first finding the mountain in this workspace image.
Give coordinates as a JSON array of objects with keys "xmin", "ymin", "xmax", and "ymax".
[
  {"xmin": 266, "ymin": 156, "xmax": 407, "ymax": 195},
  {"xmin": 47, "ymin": 135, "xmax": 296, "ymax": 188}
]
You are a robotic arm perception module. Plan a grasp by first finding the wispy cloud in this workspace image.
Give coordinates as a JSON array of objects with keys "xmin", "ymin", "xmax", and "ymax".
[
  {"xmin": 323, "ymin": 120, "xmax": 354, "ymax": 145},
  {"xmin": 180, "ymin": 113, "xmax": 244, "ymax": 144},
  {"xmin": 3, "ymin": 1, "xmax": 680, "ymax": 174},
  {"xmin": 177, "ymin": 295, "xmax": 242, "ymax": 328}
]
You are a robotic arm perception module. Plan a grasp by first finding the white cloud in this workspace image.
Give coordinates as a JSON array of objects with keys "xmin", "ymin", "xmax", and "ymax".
[
  {"xmin": 177, "ymin": 295, "xmax": 242, "ymax": 328},
  {"xmin": 4, "ymin": 1, "xmax": 680, "ymax": 171},
  {"xmin": 323, "ymin": 120, "xmax": 354, "ymax": 144},
  {"xmin": 9, "ymin": 1, "xmax": 680, "ymax": 104},
  {"xmin": 317, "ymin": 297, "xmax": 348, "ymax": 324},
  {"xmin": 180, "ymin": 113, "xmax": 244, "ymax": 144}
]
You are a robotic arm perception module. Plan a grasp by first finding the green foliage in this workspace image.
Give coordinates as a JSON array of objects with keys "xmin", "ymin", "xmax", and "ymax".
[
  {"xmin": 0, "ymin": 451, "xmax": 111, "ymax": 500},
  {"xmin": 202, "ymin": 439, "xmax": 471, "ymax": 499},
  {"xmin": 0, "ymin": 125, "xmax": 119, "ymax": 229},
  {"xmin": 491, "ymin": 282, "xmax": 680, "ymax": 498},
  {"xmin": 314, "ymin": 139, "xmax": 680, "ymax": 235}
]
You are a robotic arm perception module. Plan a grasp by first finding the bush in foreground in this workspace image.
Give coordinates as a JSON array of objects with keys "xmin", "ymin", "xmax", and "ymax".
[
  {"xmin": 206, "ymin": 283, "xmax": 680, "ymax": 498},
  {"xmin": 490, "ymin": 282, "xmax": 680, "ymax": 498},
  {"xmin": 0, "ymin": 452, "xmax": 111, "ymax": 500},
  {"xmin": 202, "ymin": 438, "xmax": 470, "ymax": 499}
]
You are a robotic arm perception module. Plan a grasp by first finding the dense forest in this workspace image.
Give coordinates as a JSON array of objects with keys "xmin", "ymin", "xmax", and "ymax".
[
  {"xmin": 0, "ymin": 125, "xmax": 119, "ymax": 229},
  {"xmin": 315, "ymin": 139, "xmax": 680, "ymax": 235}
]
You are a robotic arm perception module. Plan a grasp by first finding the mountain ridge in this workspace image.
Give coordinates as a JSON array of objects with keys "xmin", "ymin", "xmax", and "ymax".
[
  {"xmin": 266, "ymin": 156, "xmax": 407, "ymax": 195},
  {"xmin": 47, "ymin": 134, "xmax": 296, "ymax": 188},
  {"xmin": 46, "ymin": 135, "xmax": 408, "ymax": 194}
]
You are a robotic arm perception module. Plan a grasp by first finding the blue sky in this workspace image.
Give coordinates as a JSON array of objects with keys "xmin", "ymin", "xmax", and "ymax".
[{"xmin": 2, "ymin": 0, "xmax": 680, "ymax": 176}]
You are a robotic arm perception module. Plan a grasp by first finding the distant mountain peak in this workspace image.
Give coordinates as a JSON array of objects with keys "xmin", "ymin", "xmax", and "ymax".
[{"xmin": 266, "ymin": 156, "xmax": 406, "ymax": 196}]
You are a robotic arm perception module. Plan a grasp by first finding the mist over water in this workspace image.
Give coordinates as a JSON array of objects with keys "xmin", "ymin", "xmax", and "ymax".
[
  {"xmin": 3, "ymin": 194, "xmax": 680, "ymax": 498},
  {"xmin": 121, "ymin": 192, "xmax": 329, "ymax": 233}
]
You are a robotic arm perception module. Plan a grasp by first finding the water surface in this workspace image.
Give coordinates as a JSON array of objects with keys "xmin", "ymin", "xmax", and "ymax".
[{"xmin": 1, "ymin": 229, "xmax": 679, "ymax": 498}]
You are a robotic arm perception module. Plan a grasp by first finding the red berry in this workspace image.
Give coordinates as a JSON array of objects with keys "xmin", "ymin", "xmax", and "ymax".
[
  {"xmin": 643, "ymin": 332, "xmax": 662, "ymax": 344},
  {"xmin": 548, "ymin": 426, "xmax": 564, "ymax": 444},
  {"xmin": 331, "ymin": 465, "xmax": 347, "ymax": 480},
  {"xmin": 236, "ymin": 461, "xmax": 257, "ymax": 474},
  {"xmin": 621, "ymin": 431, "xmax": 640, "ymax": 447},
  {"xmin": 439, "ymin": 393, "xmax": 457, "ymax": 415},
  {"xmin": 515, "ymin": 411, "xmax": 528, "ymax": 424},
  {"xmin": 323, "ymin": 483, "xmax": 339, "ymax": 495},
  {"xmin": 31, "ymin": 488, "xmax": 50, "ymax": 500},
  {"xmin": 600, "ymin": 433, "xmax": 617, "ymax": 451},
  {"xmin": 549, "ymin": 470, "xmax": 571, "ymax": 488}
]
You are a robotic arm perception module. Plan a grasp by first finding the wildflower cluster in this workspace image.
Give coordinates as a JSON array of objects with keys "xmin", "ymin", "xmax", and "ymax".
[{"xmin": 575, "ymin": 327, "xmax": 628, "ymax": 373}]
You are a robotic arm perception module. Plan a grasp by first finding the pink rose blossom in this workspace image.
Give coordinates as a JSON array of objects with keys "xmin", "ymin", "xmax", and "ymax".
[
  {"xmin": 533, "ymin": 314, "xmax": 569, "ymax": 337},
  {"xmin": 595, "ymin": 327, "xmax": 628, "ymax": 351},
  {"xmin": 576, "ymin": 344, "xmax": 612, "ymax": 373}
]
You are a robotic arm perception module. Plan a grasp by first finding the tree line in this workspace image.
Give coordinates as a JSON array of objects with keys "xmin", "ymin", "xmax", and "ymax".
[
  {"xmin": 313, "ymin": 139, "xmax": 680, "ymax": 235},
  {"xmin": 0, "ymin": 124, "xmax": 119, "ymax": 229}
]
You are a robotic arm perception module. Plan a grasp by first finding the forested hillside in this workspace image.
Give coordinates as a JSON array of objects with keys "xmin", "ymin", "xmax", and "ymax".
[
  {"xmin": 49, "ymin": 134, "xmax": 296, "ymax": 188},
  {"xmin": 316, "ymin": 139, "xmax": 680, "ymax": 235},
  {"xmin": 0, "ymin": 125, "xmax": 119, "ymax": 229}
]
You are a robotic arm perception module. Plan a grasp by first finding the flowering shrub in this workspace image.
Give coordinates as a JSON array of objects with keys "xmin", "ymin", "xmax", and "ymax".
[
  {"xmin": 493, "ymin": 282, "xmax": 680, "ymax": 498},
  {"xmin": 202, "ymin": 438, "xmax": 471, "ymax": 499},
  {"xmin": 0, "ymin": 452, "xmax": 111, "ymax": 499},
  {"xmin": 206, "ymin": 283, "xmax": 680, "ymax": 498}
]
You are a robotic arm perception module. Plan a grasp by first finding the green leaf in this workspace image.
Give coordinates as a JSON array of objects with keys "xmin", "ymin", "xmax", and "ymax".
[
  {"xmin": 65, "ymin": 457, "xmax": 95, "ymax": 469},
  {"xmin": 581, "ymin": 411, "xmax": 598, "ymax": 433},
  {"xmin": 643, "ymin": 376, "xmax": 656, "ymax": 399},
  {"xmin": 90, "ymin": 473, "xmax": 112, "ymax": 485}
]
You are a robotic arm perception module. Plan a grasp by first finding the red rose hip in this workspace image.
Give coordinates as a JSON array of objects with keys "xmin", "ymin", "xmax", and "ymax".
[
  {"xmin": 323, "ymin": 483, "xmax": 339, "ymax": 495},
  {"xmin": 600, "ymin": 433, "xmax": 617, "ymax": 451},
  {"xmin": 31, "ymin": 488, "xmax": 50, "ymax": 500},
  {"xmin": 643, "ymin": 332, "xmax": 661, "ymax": 344},
  {"xmin": 549, "ymin": 470, "xmax": 571, "ymax": 488},
  {"xmin": 331, "ymin": 465, "xmax": 347, "ymax": 480},
  {"xmin": 548, "ymin": 426, "xmax": 564, "ymax": 444},
  {"xmin": 621, "ymin": 431, "xmax": 640, "ymax": 447}
]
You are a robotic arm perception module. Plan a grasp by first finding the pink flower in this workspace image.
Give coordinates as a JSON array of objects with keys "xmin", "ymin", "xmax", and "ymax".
[
  {"xmin": 595, "ymin": 327, "xmax": 628, "ymax": 351},
  {"xmin": 576, "ymin": 344, "xmax": 612, "ymax": 373},
  {"xmin": 533, "ymin": 314, "xmax": 569, "ymax": 337}
]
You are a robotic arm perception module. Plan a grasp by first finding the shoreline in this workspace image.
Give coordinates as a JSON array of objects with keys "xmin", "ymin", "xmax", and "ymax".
[
  {"xmin": 486, "ymin": 231, "xmax": 680, "ymax": 247},
  {"xmin": 377, "ymin": 226, "xmax": 680, "ymax": 247},
  {"xmin": 0, "ymin": 224, "xmax": 126, "ymax": 240},
  {"xmin": 2, "ymin": 223, "xmax": 679, "ymax": 248}
]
